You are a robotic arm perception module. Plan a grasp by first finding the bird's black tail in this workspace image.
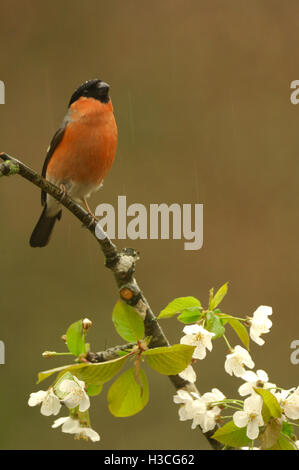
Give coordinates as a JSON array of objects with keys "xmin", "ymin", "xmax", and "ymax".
[{"xmin": 30, "ymin": 206, "xmax": 62, "ymax": 247}]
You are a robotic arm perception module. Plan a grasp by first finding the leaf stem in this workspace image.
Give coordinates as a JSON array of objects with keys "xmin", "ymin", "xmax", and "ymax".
[{"xmin": 223, "ymin": 334, "xmax": 233, "ymax": 351}]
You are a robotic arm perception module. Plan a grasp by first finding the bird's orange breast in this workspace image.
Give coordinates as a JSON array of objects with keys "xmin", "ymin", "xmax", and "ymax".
[{"xmin": 46, "ymin": 97, "xmax": 117, "ymax": 187}]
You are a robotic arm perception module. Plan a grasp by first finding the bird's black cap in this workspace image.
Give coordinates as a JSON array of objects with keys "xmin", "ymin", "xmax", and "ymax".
[{"xmin": 69, "ymin": 79, "xmax": 110, "ymax": 107}]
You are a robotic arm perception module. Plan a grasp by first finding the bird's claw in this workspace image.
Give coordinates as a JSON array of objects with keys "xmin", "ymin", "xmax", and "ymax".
[{"xmin": 59, "ymin": 184, "xmax": 67, "ymax": 202}]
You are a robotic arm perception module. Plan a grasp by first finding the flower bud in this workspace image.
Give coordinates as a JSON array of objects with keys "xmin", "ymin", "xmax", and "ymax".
[
  {"xmin": 82, "ymin": 318, "xmax": 92, "ymax": 331},
  {"xmin": 42, "ymin": 351, "xmax": 57, "ymax": 358}
]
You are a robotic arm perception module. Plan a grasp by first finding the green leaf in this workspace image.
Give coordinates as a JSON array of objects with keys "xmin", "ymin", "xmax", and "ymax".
[
  {"xmin": 282, "ymin": 421, "xmax": 295, "ymax": 438},
  {"xmin": 158, "ymin": 297, "xmax": 201, "ymax": 319},
  {"xmin": 107, "ymin": 368, "xmax": 149, "ymax": 417},
  {"xmin": 112, "ymin": 300, "xmax": 145, "ymax": 342},
  {"xmin": 37, "ymin": 365, "xmax": 72, "ymax": 384},
  {"xmin": 209, "ymin": 283, "xmax": 228, "ymax": 310},
  {"xmin": 260, "ymin": 418, "xmax": 283, "ymax": 449},
  {"xmin": 270, "ymin": 433, "xmax": 297, "ymax": 450},
  {"xmin": 86, "ymin": 383, "xmax": 103, "ymax": 396},
  {"xmin": 205, "ymin": 312, "xmax": 225, "ymax": 338},
  {"xmin": 222, "ymin": 316, "xmax": 250, "ymax": 350},
  {"xmin": 211, "ymin": 420, "xmax": 251, "ymax": 447},
  {"xmin": 177, "ymin": 307, "xmax": 203, "ymax": 324},
  {"xmin": 143, "ymin": 344, "xmax": 195, "ymax": 375},
  {"xmin": 74, "ymin": 356, "xmax": 129, "ymax": 385},
  {"xmin": 254, "ymin": 388, "xmax": 282, "ymax": 422},
  {"xmin": 37, "ymin": 354, "xmax": 128, "ymax": 385},
  {"xmin": 66, "ymin": 320, "xmax": 85, "ymax": 357}
]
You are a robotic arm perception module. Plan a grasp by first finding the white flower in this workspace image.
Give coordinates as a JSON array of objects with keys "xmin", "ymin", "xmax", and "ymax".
[
  {"xmin": 282, "ymin": 386, "xmax": 299, "ymax": 420},
  {"xmin": 179, "ymin": 365, "xmax": 196, "ymax": 383},
  {"xmin": 190, "ymin": 388, "xmax": 225, "ymax": 433},
  {"xmin": 224, "ymin": 345, "xmax": 254, "ymax": 378},
  {"xmin": 57, "ymin": 376, "xmax": 90, "ymax": 412},
  {"xmin": 28, "ymin": 390, "xmax": 47, "ymax": 407},
  {"xmin": 238, "ymin": 370, "xmax": 276, "ymax": 397},
  {"xmin": 249, "ymin": 306, "xmax": 272, "ymax": 346},
  {"xmin": 174, "ymin": 388, "xmax": 224, "ymax": 432},
  {"xmin": 191, "ymin": 406, "xmax": 220, "ymax": 433},
  {"xmin": 77, "ymin": 427, "xmax": 100, "ymax": 442},
  {"xmin": 52, "ymin": 416, "xmax": 80, "ymax": 433},
  {"xmin": 201, "ymin": 388, "xmax": 226, "ymax": 403},
  {"xmin": 173, "ymin": 389, "xmax": 197, "ymax": 421},
  {"xmin": 295, "ymin": 440, "xmax": 299, "ymax": 450},
  {"xmin": 52, "ymin": 416, "xmax": 100, "ymax": 442},
  {"xmin": 233, "ymin": 394, "xmax": 264, "ymax": 440},
  {"xmin": 272, "ymin": 388, "xmax": 294, "ymax": 404},
  {"xmin": 180, "ymin": 324, "xmax": 215, "ymax": 360},
  {"xmin": 28, "ymin": 388, "xmax": 61, "ymax": 416}
]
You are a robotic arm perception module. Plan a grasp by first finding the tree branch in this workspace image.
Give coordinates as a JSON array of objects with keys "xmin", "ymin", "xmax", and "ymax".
[
  {"xmin": 0, "ymin": 152, "xmax": 221, "ymax": 449},
  {"xmin": 86, "ymin": 343, "xmax": 136, "ymax": 363}
]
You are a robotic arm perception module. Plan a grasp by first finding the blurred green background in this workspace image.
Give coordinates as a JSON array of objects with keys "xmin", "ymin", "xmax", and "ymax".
[{"xmin": 0, "ymin": 0, "xmax": 299, "ymax": 450}]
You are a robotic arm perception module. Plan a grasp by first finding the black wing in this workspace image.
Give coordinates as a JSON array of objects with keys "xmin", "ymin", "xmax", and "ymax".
[{"xmin": 41, "ymin": 123, "xmax": 66, "ymax": 206}]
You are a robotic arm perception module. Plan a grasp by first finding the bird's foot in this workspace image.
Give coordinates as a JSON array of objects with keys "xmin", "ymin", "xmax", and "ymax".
[
  {"xmin": 59, "ymin": 184, "xmax": 67, "ymax": 202},
  {"xmin": 82, "ymin": 199, "xmax": 99, "ymax": 227}
]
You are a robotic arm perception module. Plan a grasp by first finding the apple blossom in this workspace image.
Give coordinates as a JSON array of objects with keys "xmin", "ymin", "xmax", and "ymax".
[
  {"xmin": 233, "ymin": 394, "xmax": 264, "ymax": 440},
  {"xmin": 28, "ymin": 388, "xmax": 61, "ymax": 416},
  {"xmin": 57, "ymin": 376, "xmax": 90, "ymax": 412},
  {"xmin": 180, "ymin": 324, "xmax": 215, "ymax": 360},
  {"xmin": 189, "ymin": 393, "xmax": 223, "ymax": 433},
  {"xmin": 200, "ymin": 388, "xmax": 226, "ymax": 404},
  {"xmin": 76, "ymin": 426, "xmax": 100, "ymax": 442},
  {"xmin": 191, "ymin": 406, "xmax": 220, "ymax": 433},
  {"xmin": 248, "ymin": 306, "xmax": 272, "ymax": 346},
  {"xmin": 272, "ymin": 388, "xmax": 295, "ymax": 406},
  {"xmin": 238, "ymin": 370, "xmax": 276, "ymax": 397},
  {"xmin": 190, "ymin": 388, "xmax": 225, "ymax": 432},
  {"xmin": 174, "ymin": 388, "xmax": 225, "ymax": 433},
  {"xmin": 179, "ymin": 364, "xmax": 196, "ymax": 383},
  {"xmin": 224, "ymin": 345, "xmax": 254, "ymax": 378},
  {"xmin": 52, "ymin": 416, "xmax": 80, "ymax": 433},
  {"xmin": 281, "ymin": 386, "xmax": 299, "ymax": 420},
  {"xmin": 52, "ymin": 416, "xmax": 100, "ymax": 442},
  {"xmin": 173, "ymin": 389, "xmax": 198, "ymax": 421}
]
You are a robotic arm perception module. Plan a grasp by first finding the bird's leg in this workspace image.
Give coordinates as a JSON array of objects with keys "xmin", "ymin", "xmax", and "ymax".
[
  {"xmin": 59, "ymin": 184, "xmax": 67, "ymax": 202},
  {"xmin": 82, "ymin": 198, "xmax": 98, "ymax": 225},
  {"xmin": 82, "ymin": 198, "xmax": 93, "ymax": 215}
]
